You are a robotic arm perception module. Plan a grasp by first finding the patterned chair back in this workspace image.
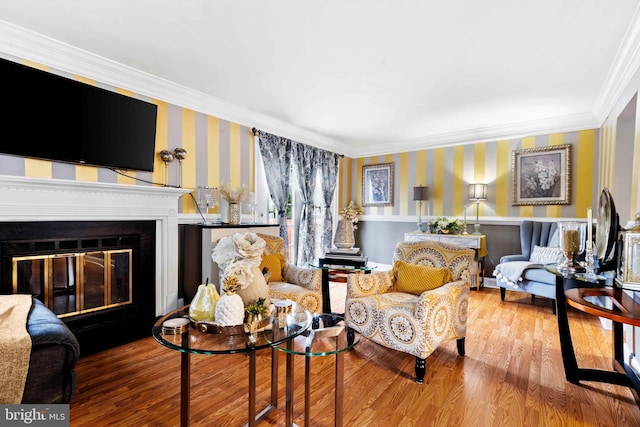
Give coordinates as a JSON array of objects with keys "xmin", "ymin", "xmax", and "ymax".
[
  {"xmin": 393, "ymin": 240, "xmax": 473, "ymax": 281},
  {"xmin": 257, "ymin": 233, "xmax": 287, "ymax": 258}
]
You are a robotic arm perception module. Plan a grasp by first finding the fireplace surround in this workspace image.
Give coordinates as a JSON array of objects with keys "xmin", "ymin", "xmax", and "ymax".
[{"xmin": 0, "ymin": 174, "xmax": 189, "ymax": 353}]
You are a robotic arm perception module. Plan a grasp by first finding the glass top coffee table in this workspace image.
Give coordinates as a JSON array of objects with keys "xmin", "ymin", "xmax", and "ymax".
[
  {"xmin": 152, "ymin": 301, "xmax": 313, "ymax": 427},
  {"xmin": 267, "ymin": 313, "xmax": 361, "ymax": 427}
]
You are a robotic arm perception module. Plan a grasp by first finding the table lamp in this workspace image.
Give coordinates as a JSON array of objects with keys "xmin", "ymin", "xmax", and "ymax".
[
  {"xmin": 413, "ymin": 186, "xmax": 429, "ymax": 232},
  {"xmin": 468, "ymin": 183, "xmax": 487, "ymax": 235}
]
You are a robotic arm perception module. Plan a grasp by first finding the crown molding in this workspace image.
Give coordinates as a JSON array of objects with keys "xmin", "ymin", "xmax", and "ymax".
[
  {"xmin": 0, "ymin": 17, "xmax": 633, "ymax": 160},
  {"xmin": 592, "ymin": 5, "xmax": 640, "ymax": 123},
  {"xmin": 0, "ymin": 20, "xmax": 343, "ymax": 154},
  {"xmin": 346, "ymin": 112, "xmax": 601, "ymax": 157}
]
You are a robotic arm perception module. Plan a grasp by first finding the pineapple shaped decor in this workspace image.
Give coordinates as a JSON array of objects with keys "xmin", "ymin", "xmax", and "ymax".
[{"xmin": 215, "ymin": 275, "xmax": 245, "ymax": 326}]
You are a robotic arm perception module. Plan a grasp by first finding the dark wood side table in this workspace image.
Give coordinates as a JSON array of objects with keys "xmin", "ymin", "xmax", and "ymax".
[
  {"xmin": 550, "ymin": 265, "xmax": 640, "ymax": 406},
  {"xmin": 317, "ymin": 256, "xmax": 370, "ymax": 314}
]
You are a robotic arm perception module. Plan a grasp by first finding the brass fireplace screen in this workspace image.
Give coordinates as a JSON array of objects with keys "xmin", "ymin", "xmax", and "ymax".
[{"xmin": 12, "ymin": 249, "xmax": 132, "ymax": 317}]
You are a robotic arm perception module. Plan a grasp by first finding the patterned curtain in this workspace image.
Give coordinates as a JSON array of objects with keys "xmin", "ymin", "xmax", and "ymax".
[
  {"xmin": 257, "ymin": 131, "xmax": 292, "ymax": 246},
  {"xmin": 292, "ymin": 142, "xmax": 319, "ymax": 266},
  {"xmin": 319, "ymin": 150, "xmax": 340, "ymax": 251}
]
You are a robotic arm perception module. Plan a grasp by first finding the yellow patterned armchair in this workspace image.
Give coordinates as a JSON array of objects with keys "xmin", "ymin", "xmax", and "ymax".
[
  {"xmin": 257, "ymin": 233, "xmax": 323, "ymax": 312},
  {"xmin": 345, "ymin": 240, "xmax": 474, "ymax": 383}
]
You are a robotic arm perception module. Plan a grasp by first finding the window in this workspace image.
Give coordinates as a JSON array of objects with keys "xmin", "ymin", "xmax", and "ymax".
[{"xmin": 254, "ymin": 138, "xmax": 337, "ymax": 265}]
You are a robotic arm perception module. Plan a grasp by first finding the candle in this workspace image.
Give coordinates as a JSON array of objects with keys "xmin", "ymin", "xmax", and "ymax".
[
  {"xmin": 563, "ymin": 229, "xmax": 580, "ymax": 252},
  {"xmin": 463, "ymin": 204, "xmax": 467, "ymax": 225},
  {"xmin": 587, "ymin": 208, "xmax": 593, "ymax": 249}
]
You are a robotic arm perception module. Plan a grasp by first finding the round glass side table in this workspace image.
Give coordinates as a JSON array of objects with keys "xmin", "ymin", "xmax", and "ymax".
[
  {"xmin": 152, "ymin": 301, "xmax": 312, "ymax": 427},
  {"xmin": 267, "ymin": 313, "xmax": 361, "ymax": 427}
]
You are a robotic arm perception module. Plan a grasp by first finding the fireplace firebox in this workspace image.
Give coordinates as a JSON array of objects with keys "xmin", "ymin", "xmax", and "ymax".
[{"xmin": 0, "ymin": 221, "xmax": 156, "ymax": 355}]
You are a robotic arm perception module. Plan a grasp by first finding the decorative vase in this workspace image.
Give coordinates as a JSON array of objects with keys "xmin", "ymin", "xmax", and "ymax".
[
  {"xmin": 558, "ymin": 221, "xmax": 585, "ymax": 273},
  {"xmin": 228, "ymin": 202, "xmax": 241, "ymax": 225},
  {"xmin": 334, "ymin": 219, "xmax": 355, "ymax": 249},
  {"xmin": 245, "ymin": 313, "xmax": 263, "ymax": 333},
  {"xmin": 215, "ymin": 288, "xmax": 245, "ymax": 326},
  {"xmin": 236, "ymin": 267, "xmax": 271, "ymax": 308}
]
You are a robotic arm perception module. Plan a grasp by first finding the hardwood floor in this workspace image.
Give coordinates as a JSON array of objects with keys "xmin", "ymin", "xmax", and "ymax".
[{"xmin": 69, "ymin": 287, "xmax": 640, "ymax": 426}]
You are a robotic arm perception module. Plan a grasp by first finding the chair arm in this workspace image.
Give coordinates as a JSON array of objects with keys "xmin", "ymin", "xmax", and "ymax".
[
  {"xmin": 283, "ymin": 264, "xmax": 323, "ymax": 292},
  {"xmin": 346, "ymin": 271, "xmax": 394, "ymax": 298},
  {"xmin": 414, "ymin": 279, "xmax": 468, "ymax": 320},
  {"xmin": 500, "ymin": 254, "xmax": 528, "ymax": 263}
]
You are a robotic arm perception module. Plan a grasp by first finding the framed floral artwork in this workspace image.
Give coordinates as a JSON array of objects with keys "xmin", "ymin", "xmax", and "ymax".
[
  {"xmin": 362, "ymin": 163, "xmax": 394, "ymax": 207},
  {"xmin": 512, "ymin": 144, "xmax": 571, "ymax": 206}
]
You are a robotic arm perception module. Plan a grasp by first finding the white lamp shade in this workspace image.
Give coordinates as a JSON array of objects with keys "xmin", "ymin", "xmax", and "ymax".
[{"xmin": 468, "ymin": 183, "xmax": 487, "ymax": 200}]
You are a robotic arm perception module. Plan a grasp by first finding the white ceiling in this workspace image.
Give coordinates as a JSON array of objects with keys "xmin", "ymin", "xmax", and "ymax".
[{"xmin": 0, "ymin": 0, "xmax": 639, "ymax": 157}]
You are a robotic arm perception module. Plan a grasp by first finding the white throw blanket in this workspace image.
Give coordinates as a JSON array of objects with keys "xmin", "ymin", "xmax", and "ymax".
[
  {"xmin": 0, "ymin": 294, "xmax": 33, "ymax": 404},
  {"xmin": 493, "ymin": 261, "xmax": 542, "ymax": 288}
]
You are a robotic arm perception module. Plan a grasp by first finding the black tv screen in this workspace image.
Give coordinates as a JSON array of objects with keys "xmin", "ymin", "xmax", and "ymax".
[{"xmin": 0, "ymin": 57, "xmax": 157, "ymax": 172}]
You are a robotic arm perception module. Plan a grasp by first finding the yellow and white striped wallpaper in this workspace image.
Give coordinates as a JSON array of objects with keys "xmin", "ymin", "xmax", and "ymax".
[
  {"xmin": 341, "ymin": 130, "xmax": 599, "ymax": 220},
  {"xmin": 0, "ymin": 56, "xmax": 606, "ymax": 223}
]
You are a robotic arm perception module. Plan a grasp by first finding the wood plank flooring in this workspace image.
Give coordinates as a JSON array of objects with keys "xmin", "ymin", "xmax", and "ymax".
[{"xmin": 69, "ymin": 288, "xmax": 640, "ymax": 426}]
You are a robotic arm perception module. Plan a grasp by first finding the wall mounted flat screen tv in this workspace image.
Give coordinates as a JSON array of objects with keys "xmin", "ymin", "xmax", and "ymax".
[{"xmin": 0, "ymin": 57, "xmax": 157, "ymax": 172}]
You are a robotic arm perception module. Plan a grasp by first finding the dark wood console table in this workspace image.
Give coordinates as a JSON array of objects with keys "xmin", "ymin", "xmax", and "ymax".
[{"xmin": 551, "ymin": 266, "xmax": 640, "ymax": 406}]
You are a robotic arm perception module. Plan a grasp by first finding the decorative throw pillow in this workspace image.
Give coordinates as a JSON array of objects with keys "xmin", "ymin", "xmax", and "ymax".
[
  {"xmin": 529, "ymin": 245, "xmax": 563, "ymax": 264},
  {"xmin": 393, "ymin": 260, "xmax": 452, "ymax": 295},
  {"xmin": 548, "ymin": 229, "xmax": 560, "ymax": 248},
  {"xmin": 259, "ymin": 254, "xmax": 285, "ymax": 282}
]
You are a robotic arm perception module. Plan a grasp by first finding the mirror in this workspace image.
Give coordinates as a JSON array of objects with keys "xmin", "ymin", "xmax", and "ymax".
[{"xmin": 596, "ymin": 188, "xmax": 619, "ymax": 272}]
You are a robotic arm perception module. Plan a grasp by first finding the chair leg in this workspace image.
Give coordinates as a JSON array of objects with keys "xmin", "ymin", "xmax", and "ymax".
[
  {"xmin": 500, "ymin": 287, "xmax": 506, "ymax": 301},
  {"xmin": 415, "ymin": 357, "xmax": 426, "ymax": 384},
  {"xmin": 347, "ymin": 327, "xmax": 355, "ymax": 346},
  {"xmin": 456, "ymin": 337, "xmax": 465, "ymax": 356}
]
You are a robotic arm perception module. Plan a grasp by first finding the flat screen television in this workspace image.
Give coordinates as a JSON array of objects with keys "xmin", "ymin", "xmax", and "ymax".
[{"xmin": 0, "ymin": 57, "xmax": 157, "ymax": 172}]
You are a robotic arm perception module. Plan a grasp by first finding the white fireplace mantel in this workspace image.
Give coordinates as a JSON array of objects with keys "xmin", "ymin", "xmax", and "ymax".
[{"xmin": 0, "ymin": 174, "xmax": 191, "ymax": 316}]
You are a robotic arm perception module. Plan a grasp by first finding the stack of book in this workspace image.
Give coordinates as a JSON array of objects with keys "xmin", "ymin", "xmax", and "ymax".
[{"xmin": 322, "ymin": 247, "xmax": 368, "ymax": 266}]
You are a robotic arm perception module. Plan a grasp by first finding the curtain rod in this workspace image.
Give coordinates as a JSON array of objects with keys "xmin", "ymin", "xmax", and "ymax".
[{"xmin": 251, "ymin": 127, "xmax": 344, "ymax": 157}]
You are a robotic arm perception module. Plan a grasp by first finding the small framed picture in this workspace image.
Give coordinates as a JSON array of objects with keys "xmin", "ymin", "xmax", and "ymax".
[
  {"xmin": 512, "ymin": 144, "xmax": 571, "ymax": 206},
  {"xmin": 362, "ymin": 163, "xmax": 394, "ymax": 207}
]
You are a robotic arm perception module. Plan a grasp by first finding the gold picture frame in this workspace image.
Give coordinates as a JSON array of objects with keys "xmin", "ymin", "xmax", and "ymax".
[
  {"xmin": 362, "ymin": 163, "xmax": 394, "ymax": 207},
  {"xmin": 512, "ymin": 144, "xmax": 571, "ymax": 206}
]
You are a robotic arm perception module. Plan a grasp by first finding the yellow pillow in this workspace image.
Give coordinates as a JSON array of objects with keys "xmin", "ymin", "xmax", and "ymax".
[
  {"xmin": 259, "ymin": 254, "xmax": 285, "ymax": 282},
  {"xmin": 393, "ymin": 260, "xmax": 452, "ymax": 295}
]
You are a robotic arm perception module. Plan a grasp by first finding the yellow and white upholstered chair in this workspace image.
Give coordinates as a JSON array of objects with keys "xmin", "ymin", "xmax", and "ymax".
[
  {"xmin": 257, "ymin": 233, "xmax": 323, "ymax": 312},
  {"xmin": 345, "ymin": 240, "xmax": 474, "ymax": 383}
]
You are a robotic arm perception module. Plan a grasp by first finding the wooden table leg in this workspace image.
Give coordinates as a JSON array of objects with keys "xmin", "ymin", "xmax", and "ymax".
[
  {"xmin": 335, "ymin": 351, "xmax": 344, "ymax": 427},
  {"xmin": 554, "ymin": 274, "xmax": 580, "ymax": 383},
  {"xmin": 245, "ymin": 348, "xmax": 278, "ymax": 427},
  {"xmin": 180, "ymin": 339, "xmax": 190, "ymax": 427},
  {"xmin": 321, "ymin": 266, "xmax": 332, "ymax": 314},
  {"xmin": 305, "ymin": 356, "xmax": 311, "ymax": 427},
  {"xmin": 271, "ymin": 347, "xmax": 278, "ymax": 408},
  {"xmin": 248, "ymin": 351, "xmax": 256, "ymax": 427},
  {"xmin": 285, "ymin": 340, "xmax": 295, "ymax": 426}
]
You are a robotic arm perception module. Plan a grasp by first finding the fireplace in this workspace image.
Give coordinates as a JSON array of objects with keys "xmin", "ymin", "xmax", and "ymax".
[
  {"xmin": 0, "ymin": 175, "xmax": 189, "ymax": 354},
  {"xmin": 1, "ymin": 221, "xmax": 155, "ymax": 354}
]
